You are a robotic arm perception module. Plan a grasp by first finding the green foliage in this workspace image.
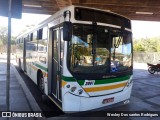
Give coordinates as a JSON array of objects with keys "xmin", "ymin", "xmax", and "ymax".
[
  {"xmin": 0, "ymin": 26, "xmax": 8, "ymax": 45},
  {"xmin": 133, "ymin": 37, "xmax": 160, "ymax": 52},
  {"xmin": 0, "ymin": 26, "xmax": 17, "ymax": 53}
]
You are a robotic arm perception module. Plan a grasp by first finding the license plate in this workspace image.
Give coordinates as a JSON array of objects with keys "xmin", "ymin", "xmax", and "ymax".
[{"xmin": 102, "ymin": 97, "xmax": 114, "ymax": 104}]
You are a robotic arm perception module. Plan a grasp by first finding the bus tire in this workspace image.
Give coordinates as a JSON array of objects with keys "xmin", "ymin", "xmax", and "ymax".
[
  {"xmin": 42, "ymin": 94, "xmax": 50, "ymax": 103},
  {"xmin": 37, "ymin": 71, "xmax": 45, "ymax": 94},
  {"xmin": 19, "ymin": 59, "xmax": 23, "ymax": 72}
]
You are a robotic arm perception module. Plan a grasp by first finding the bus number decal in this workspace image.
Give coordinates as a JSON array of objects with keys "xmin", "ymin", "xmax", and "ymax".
[{"xmin": 84, "ymin": 80, "xmax": 95, "ymax": 86}]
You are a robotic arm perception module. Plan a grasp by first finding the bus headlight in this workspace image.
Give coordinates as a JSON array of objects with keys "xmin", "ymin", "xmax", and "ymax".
[
  {"xmin": 78, "ymin": 89, "xmax": 83, "ymax": 95},
  {"xmin": 66, "ymin": 84, "xmax": 70, "ymax": 88},
  {"xmin": 124, "ymin": 76, "xmax": 133, "ymax": 88},
  {"xmin": 65, "ymin": 83, "xmax": 89, "ymax": 97},
  {"xmin": 71, "ymin": 86, "xmax": 76, "ymax": 92}
]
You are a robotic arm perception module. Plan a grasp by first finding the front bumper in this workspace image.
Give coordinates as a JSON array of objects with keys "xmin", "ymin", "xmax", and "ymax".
[{"xmin": 63, "ymin": 83, "xmax": 133, "ymax": 112}]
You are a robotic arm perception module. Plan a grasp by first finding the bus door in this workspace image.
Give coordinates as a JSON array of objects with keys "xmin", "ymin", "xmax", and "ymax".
[
  {"xmin": 51, "ymin": 28, "xmax": 62, "ymax": 102},
  {"xmin": 23, "ymin": 38, "xmax": 27, "ymax": 72}
]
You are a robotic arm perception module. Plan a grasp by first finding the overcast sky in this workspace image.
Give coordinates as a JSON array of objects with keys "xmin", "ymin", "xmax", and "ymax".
[{"xmin": 0, "ymin": 13, "xmax": 160, "ymax": 38}]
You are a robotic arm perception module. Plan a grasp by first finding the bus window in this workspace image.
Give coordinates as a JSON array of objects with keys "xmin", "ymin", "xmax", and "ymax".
[
  {"xmin": 42, "ymin": 27, "xmax": 48, "ymax": 40},
  {"xmin": 26, "ymin": 35, "xmax": 29, "ymax": 42},
  {"xmin": 26, "ymin": 42, "xmax": 37, "ymax": 51},
  {"xmin": 20, "ymin": 38, "xmax": 23, "ymax": 43},
  {"xmin": 38, "ymin": 28, "xmax": 48, "ymax": 64},
  {"xmin": 60, "ymin": 28, "xmax": 64, "ymax": 66},
  {"xmin": 111, "ymin": 30, "xmax": 132, "ymax": 72},
  {"xmin": 30, "ymin": 33, "xmax": 33, "ymax": 41},
  {"xmin": 38, "ymin": 29, "xmax": 42, "ymax": 40},
  {"xmin": 33, "ymin": 31, "xmax": 37, "ymax": 41},
  {"xmin": 53, "ymin": 30, "xmax": 58, "ymax": 61},
  {"xmin": 70, "ymin": 25, "xmax": 110, "ymax": 74},
  {"xmin": 16, "ymin": 39, "xmax": 19, "ymax": 44}
]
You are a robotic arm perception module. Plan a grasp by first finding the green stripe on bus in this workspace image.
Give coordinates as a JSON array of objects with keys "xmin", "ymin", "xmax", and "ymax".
[
  {"xmin": 77, "ymin": 75, "xmax": 131, "ymax": 86},
  {"xmin": 62, "ymin": 75, "xmax": 131, "ymax": 85},
  {"xmin": 35, "ymin": 64, "xmax": 48, "ymax": 72},
  {"xmin": 96, "ymin": 75, "xmax": 131, "ymax": 85},
  {"xmin": 77, "ymin": 80, "xmax": 84, "ymax": 85},
  {"xmin": 62, "ymin": 76, "xmax": 76, "ymax": 82},
  {"xmin": 78, "ymin": 75, "xmax": 131, "ymax": 85}
]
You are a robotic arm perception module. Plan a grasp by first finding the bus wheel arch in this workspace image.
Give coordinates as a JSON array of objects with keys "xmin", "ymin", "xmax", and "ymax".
[
  {"xmin": 37, "ymin": 70, "xmax": 49, "ymax": 103},
  {"xmin": 37, "ymin": 70, "xmax": 45, "ymax": 94}
]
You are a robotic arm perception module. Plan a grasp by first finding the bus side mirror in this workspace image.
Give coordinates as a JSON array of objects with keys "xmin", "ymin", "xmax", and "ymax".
[{"xmin": 63, "ymin": 21, "xmax": 72, "ymax": 41}]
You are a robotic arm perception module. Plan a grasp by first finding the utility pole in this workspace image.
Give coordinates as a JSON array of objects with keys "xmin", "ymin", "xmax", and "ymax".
[
  {"xmin": 6, "ymin": 0, "xmax": 12, "ymax": 115},
  {"xmin": 0, "ymin": 0, "xmax": 21, "ymax": 118}
]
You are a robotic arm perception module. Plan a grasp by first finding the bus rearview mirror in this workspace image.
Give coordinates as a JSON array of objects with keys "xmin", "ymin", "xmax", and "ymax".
[{"xmin": 63, "ymin": 21, "xmax": 72, "ymax": 41}]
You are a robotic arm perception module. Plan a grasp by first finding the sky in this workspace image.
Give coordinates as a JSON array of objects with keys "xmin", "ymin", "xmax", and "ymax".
[
  {"xmin": 0, "ymin": 13, "xmax": 50, "ymax": 36},
  {"xmin": 0, "ymin": 13, "xmax": 160, "ymax": 39},
  {"xmin": 132, "ymin": 20, "xmax": 160, "ymax": 39}
]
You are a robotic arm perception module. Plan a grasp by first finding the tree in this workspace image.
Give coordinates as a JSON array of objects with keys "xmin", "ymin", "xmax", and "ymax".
[
  {"xmin": 133, "ymin": 44, "xmax": 145, "ymax": 51},
  {"xmin": 0, "ymin": 26, "xmax": 17, "ymax": 53},
  {"xmin": 0, "ymin": 26, "xmax": 8, "ymax": 53},
  {"xmin": 133, "ymin": 37, "xmax": 160, "ymax": 52},
  {"xmin": 0, "ymin": 26, "xmax": 8, "ymax": 44}
]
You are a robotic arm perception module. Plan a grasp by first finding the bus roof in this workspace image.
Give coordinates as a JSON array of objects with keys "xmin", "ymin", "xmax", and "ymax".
[{"xmin": 17, "ymin": 5, "xmax": 130, "ymax": 39}]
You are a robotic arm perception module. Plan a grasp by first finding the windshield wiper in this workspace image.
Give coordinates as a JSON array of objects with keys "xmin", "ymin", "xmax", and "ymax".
[
  {"xmin": 92, "ymin": 21, "xmax": 97, "ymax": 66},
  {"xmin": 112, "ymin": 31, "xmax": 123, "ymax": 60},
  {"xmin": 114, "ymin": 34, "xmax": 123, "ymax": 48}
]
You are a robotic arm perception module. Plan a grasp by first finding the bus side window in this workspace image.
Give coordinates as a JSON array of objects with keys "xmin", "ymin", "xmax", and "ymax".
[
  {"xmin": 38, "ymin": 26, "xmax": 48, "ymax": 64},
  {"xmin": 42, "ymin": 27, "xmax": 48, "ymax": 40},
  {"xmin": 21, "ymin": 38, "xmax": 23, "ymax": 43},
  {"xmin": 16, "ymin": 39, "xmax": 19, "ymax": 44},
  {"xmin": 38, "ymin": 29, "xmax": 42, "ymax": 40},
  {"xmin": 27, "ymin": 35, "xmax": 29, "ymax": 42},
  {"xmin": 30, "ymin": 33, "xmax": 33, "ymax": 41},
  {"xmin": 60, "ymin": 28, "xmax": 64, "ymax": 70},
  {"xmin": 33, "ymin": 31, "xmax": 37, "ymax": 41}
]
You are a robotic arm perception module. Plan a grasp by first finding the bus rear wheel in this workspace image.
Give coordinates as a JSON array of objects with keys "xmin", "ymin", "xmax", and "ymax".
[
  {"xmin": 19, "ymin": 59, "xmax": 22, "ymax": 72},
  {"xmin": 38, "ymin": 72, "xmax": 45, "ymax": 94},
  {"xmin": 38, "ymin": 71, "xmax": 49, "ymax": 103}
]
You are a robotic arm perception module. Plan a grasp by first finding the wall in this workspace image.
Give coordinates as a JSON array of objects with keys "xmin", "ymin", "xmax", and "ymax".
[{"xmin": 133, "ymin": 52, "xmax": 160, "ymax": 63}]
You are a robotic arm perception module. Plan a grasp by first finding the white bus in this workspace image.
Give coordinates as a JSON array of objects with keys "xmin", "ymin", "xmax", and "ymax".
[{"xmin": 16, "ymin": 5, "xmax": 133, "ymax": 112}]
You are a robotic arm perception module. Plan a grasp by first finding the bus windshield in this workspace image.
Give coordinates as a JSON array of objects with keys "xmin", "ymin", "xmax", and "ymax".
[{"xmin": 69, "ymin": 24, "xmax": 132, "ymax": 75}]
